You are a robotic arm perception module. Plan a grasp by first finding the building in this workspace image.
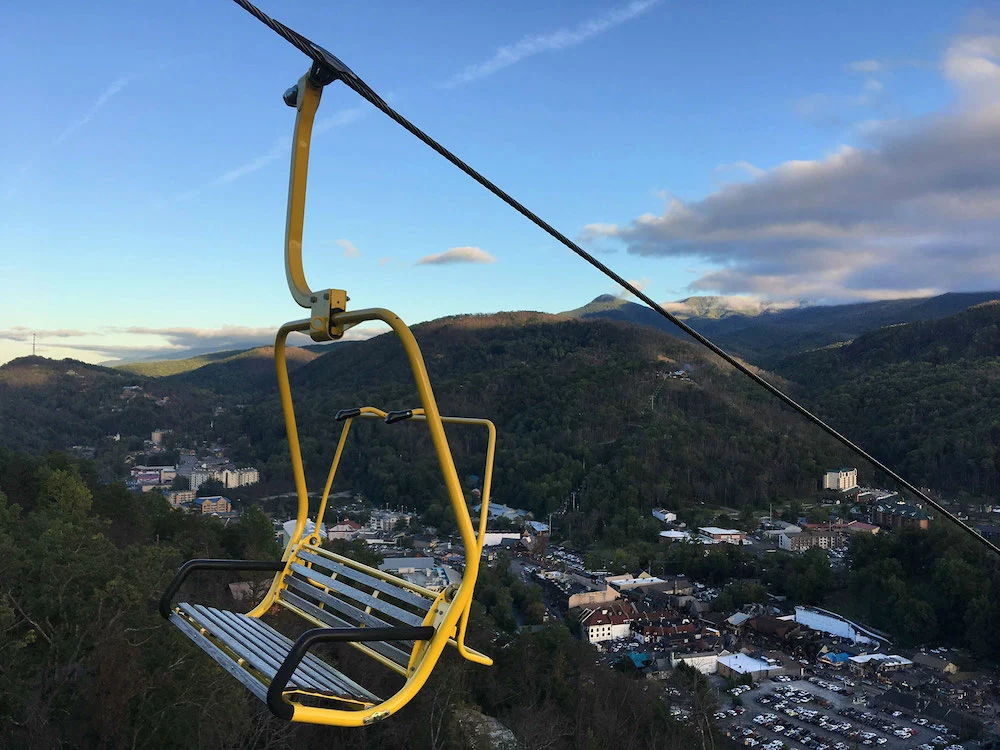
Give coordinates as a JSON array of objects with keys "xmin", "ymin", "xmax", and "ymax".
[
  {"xmin": 778, "ymin": 529, "xmax": 842, "ymax": 552},
  {"xmin": 849, "ymin": 653, "xmax": 913, "ymax": 675},
  {"xmin": 717, "ymin": 652, "xmax": 783, "ymax": 681},
  {"xmin": 748, "ymin": 615, "xmax": 801, "ymax": 641},
  {"xmin": 480, "ymin": 532, "xmax": 521, "ymax": 547},
  {"xmin": 166, "ymin": 490, "xmax": 196, "ymax": 508},
  {"xmin": 697, "ymin": 527, "xmax": 745, "ymax": 544},
  {"xmin": 652, "ymin": 509, "xmax": 678, "ymax": 524},
  {"xmin": 659, "ymin": 530, "xmax": 694, "ymax": 543},
  {"xmin": 911, "ymin": 652, "xmax": 959, "ymax": 674},
  {"xmin": 379, "ymin": 557, "xmax": 435, "ymax": 575},
  {"xmin": 873, "ymin": 500, "xmax": 932, "ymax": 529},
  {"xmin": 670, "ymin": 648, "xmax": 729, "ymax": 675},
  {"xmin": 130, "ymin": 465, "xmax": 176, "ymax": 486},
  {"xmin": 190, "ymin": 465, "xmax": 260, "ymax": 493},
  {"xmin": 794, "ymin": 606, "xmax": 889, "ymax": 646},
  {"xmin": 606, "ymin": 572, "xmax": 672, "ymax": 591},
  {"xmin": 579, "ymin": 601, "xmax": 638, "ymax": 645},
  {"xmin": 221, "ymin": 467, "xmax": 259, "ymax": 489},
  {"xmin": 568, "ymin": 585, "xmax": 620, "ymax": 610},
  {"xmin": 472, "ymin": 502, "xmax": 529, "ymax": 522},
  {"xmin": 327, "ymin": 518, "xmax": 362, "ymax": 540},
  {"xmin": 824, "ymin": 468, "xmax": 858, "ymax": 491},
  {"xmin": 191, "ymin": 496, "xmax": 231, "ymax": 514}
]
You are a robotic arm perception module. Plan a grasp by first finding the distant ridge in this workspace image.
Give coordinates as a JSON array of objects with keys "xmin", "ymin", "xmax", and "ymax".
[{"xmin": 563, "ymin": 291, "xmax": 1000, "ymax": 366}]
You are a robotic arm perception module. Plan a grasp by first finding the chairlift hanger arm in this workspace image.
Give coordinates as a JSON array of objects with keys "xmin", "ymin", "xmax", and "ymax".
[{"xmin": 231, "ymin": 0, "xmax": 1000, "ymax": 558}]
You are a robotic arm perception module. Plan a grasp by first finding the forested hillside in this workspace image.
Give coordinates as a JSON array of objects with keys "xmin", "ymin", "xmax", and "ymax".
[
  {"xmin": 0, "ymin": 450, "xmax": 710, "ymax": 749},
  {"xmin": 230, "ymin": 313, "xmax": 854, "ymax": 547},
  {"xmin": 0, "ymin": 357, "xmax": 215, "ymax": 458},
  {"xmin": 777, "ymin": 302, "xmax": 1000, "ymax": 497}
]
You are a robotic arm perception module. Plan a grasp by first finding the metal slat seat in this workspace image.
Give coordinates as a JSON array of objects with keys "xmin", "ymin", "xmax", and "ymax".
[{"xmin": 172, "ymin": 603, "xmax": 380, "ymax": 706}]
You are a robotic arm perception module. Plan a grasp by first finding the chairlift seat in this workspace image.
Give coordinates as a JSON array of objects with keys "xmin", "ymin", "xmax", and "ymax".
[{"xmin": 161, "ymin": 540, "xmax": 463, "ymax": 722}]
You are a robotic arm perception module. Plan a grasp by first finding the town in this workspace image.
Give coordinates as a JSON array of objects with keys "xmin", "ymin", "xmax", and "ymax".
[{"xmin": 129, "ymin": 439, "xmax": 1000, "ymax": 749}]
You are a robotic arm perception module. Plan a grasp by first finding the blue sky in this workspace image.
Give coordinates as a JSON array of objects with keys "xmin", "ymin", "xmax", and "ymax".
[{"xmin": 2, "ymin": 0, "xmax": 998, "ymax": 364}]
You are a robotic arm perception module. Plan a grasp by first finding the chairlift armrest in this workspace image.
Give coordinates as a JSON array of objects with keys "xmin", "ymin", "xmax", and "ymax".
[
  {"xmin": 159, "ymin": 559, "xmax": 285, "ymax": 619},
  {"xmin": 267, "ymin": 625, "xmax": 435, "ymax": 719}
]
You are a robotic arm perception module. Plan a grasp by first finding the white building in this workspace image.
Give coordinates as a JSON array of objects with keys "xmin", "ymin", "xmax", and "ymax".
[
  {"xmin": 579, "ymin": 603, "xmax": 638, "ymax": 645},
  {"xmin": 659, "ymin": 530, "xmax": 693, "ymax": 543},
  {"xmin": 480, "ymin": 532, "xmax": 521, "ymax": 547},
  {"xmin": 327, "ymin": 519, "xmax": 362, "ymax": 540},
  {"xmin": 794, "ymin": 606, "xmax": 889, "ymax": 646},
  {"xmin": 670, "ymin": 649, "xmax": 728, "ymax": 674},
  {"xmin": 190, "ymin": 466, "xmax": 260, "ymax": 493},
  {"xmin": 823, "ymin": 468, "xmax": 858, "ymax": 491},
  {"xmin": 717, "ymin": 653, "xmax": 783, "ymax": 681},
  {"xmin": 652, "ymin": 509, "xmax": 678, "ymax": 524},
  {"xmin": 221, "ymin": 467, "xmax": 259, "ymax": 489},
  {"xmin": 698, "ymin": 527, "xmax": 745, "ymax": 544}
]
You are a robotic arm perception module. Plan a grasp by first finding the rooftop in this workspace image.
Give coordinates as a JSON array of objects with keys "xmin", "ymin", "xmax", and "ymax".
[
  {"xmin": 718, "ymin": 652, "xmax": 773, "ymax": 674},
  {"xmin": 698, "ymin": 526, "xmax": 742, "ymax": 536},
  {"xmin": 378, "ymin": 557, "xmax": 435, "ymax": 572}
]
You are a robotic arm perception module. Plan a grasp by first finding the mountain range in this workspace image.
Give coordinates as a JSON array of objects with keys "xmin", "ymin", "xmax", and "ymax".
[
  {"xmin": 565, "ymin": 290, "xmax": 1000, "ymax": 367},
  {"xmin": 2, "ymin": 291, "xmax": 998, "ymax": 518}
]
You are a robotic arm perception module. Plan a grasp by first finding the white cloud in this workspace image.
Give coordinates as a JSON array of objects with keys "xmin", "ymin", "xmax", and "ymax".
[
  {"xmin": 943, "ymin": 35, "xmax": 1000, "ymax": 100},
  {"xmin": 337, "ymin": 239, "xmax": 360, "ymax": 258},
  {"xmin": 0, "ymin": 324, "xmax": 381, "ymax": 366},
  {"xmin": 54, "ymin": 76, "xmax": 133, "ymax": 146},
  {"xmin": 416, "ymin": 246, "xmax": 497, "ymax": 265},
  {"xmin": 163, "ymin": 107, "xmax": 365, "ymax": 204},
  {"xmin": 847, "ymin": 59, "xmax": 886, "ymax": 74},
  {"xmin": 581, "ymin": 33, "xmax": 1000, "ymax": 303},
  {"xmin": 441, "ymin": 0, "xmax": 659, "ymax": 88}
]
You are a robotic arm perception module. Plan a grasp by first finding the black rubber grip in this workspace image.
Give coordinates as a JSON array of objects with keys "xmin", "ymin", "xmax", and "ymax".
[
  {"xmin": 159, "ymin": 559, "xmax": 285, "ymax": 619},
  {"xmin": 384, "ymin": 409, "xmax": 413, "ymax": 424},
  {"xmin": 335, "ymin": 407, "xmax": 362, "ymax": 421}
]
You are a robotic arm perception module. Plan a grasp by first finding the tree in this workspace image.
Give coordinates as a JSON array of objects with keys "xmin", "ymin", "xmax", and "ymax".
[
  {"xmin": 239, "ymin": 505, "xmax": 279, "ymax": 560},
  {"xmin": 170, "ymin": 474, "xmax": 190, "ymax": 491},
  {"xmin": 38, "ymin": 468, "xmax": 91, "ymax": 516},
  {"xmin": 196, "ymin": 477, "xmax": 225, "ymax": 497}
]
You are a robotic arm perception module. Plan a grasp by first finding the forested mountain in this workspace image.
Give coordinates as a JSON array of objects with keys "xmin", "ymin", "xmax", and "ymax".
[
  {"xmin": 0, "ymin": 357, "xmax": 215, "ymax": 457},
  {"xmin": 229, "ymin": 313, "xmax": 853, "ymax": 547},
  {"xmin": 163, "ymin": 345, "xmax": 319, "ymax": 396},
  {"xmin": 566, "ymin": 290, "xmax": 1000, "ymax": 366},
  {"xmin": 776, "ymin": 302, "xmax": 1000, "ymax": 497}
]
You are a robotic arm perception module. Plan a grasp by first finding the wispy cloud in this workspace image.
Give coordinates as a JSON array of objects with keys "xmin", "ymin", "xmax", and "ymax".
[
  {"xmin": 416, "ymin": 246, "xmax": 496, "ymax": 265},
  {"xmin": 441, "ymin": 0, "xmax": 659, "ymax": 88},
  {"xmin": 164, "ymin": 107, "xmax": 365, "ymax": 204},
  {"xmin": 336, "ymin": 239, "xmax": 360, "ymax": 258},
  {"xmin": 54, "ymin": 75, "xmax": 133, "ymax": 146}
]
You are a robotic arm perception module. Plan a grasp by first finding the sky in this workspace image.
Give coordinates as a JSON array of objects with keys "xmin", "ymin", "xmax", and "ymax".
[{"xmin": 2, "ymin": 0, "xmax": 999, "ymax": 365}]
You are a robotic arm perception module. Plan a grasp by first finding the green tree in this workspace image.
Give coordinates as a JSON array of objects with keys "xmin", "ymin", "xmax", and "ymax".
[
  {"xmin": 239, "ymin": 505, "xmax": 279, "ymax": 560},
  {"xmin": 38, "ymin": 468, "xmax": 92, "ymax": 516}
]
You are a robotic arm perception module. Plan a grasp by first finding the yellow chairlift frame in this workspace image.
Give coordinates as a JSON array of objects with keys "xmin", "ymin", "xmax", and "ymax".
[{"xmin": 160, "ymin": 65, "xmax": 494, "ymax": 727}]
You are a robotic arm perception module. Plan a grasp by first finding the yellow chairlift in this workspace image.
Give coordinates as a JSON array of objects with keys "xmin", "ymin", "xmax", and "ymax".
[{"xmin": 159, "ymin": 48, "xmax": 495, "ymax": 725}]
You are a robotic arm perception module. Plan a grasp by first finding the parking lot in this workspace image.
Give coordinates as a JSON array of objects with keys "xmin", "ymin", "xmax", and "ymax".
[{"xmin": 721, "ymin": 677, "xmax": 966, "ymax": 750}]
